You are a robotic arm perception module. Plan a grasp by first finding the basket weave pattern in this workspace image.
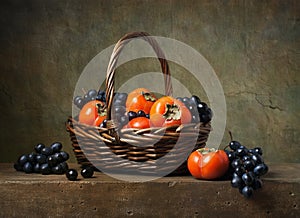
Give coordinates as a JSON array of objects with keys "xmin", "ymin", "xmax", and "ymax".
[{"xmin": 66, "ymin": 32, "xmax": 212, "ymax": 175}]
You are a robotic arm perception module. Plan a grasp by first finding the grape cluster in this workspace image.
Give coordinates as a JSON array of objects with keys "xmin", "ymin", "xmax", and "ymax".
[
  {"xmin": 74, "ymin": 89, "xmax": 106, "ymax": 109},
  {"xmin": 14, "ymin": 142, "xmax": 69, "ymax": 175},
  {"xmin": 177, "ymin": 95, "xmax": 213, "ymax": 124},
  {"xmin": 225, "ymin": 140, "xmax": 269, "ymax": 198},
  {"xmin": 110, "ymin": 92, "xmax": 130, "ymax": 128}
]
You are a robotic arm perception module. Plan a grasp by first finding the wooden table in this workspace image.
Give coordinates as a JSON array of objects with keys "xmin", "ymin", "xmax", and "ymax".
[{"xmin": 0, "ymin": 163, "xmax": 299, "ymax": 217}]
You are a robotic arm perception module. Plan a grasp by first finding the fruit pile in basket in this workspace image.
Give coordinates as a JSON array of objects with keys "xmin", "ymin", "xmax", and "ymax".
[{"xmin": 73, "ymin": 87, "xmax": 213, "ymax": 129}]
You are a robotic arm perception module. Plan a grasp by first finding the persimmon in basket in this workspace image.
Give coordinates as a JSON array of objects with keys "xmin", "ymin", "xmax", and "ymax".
[
  {"xmin": 125, "ymin": 88, "xmax": 157, "ymax": 114},
  {"xmin": 150, "ymin": 96, "xmax": 192, "ymax": 127},
  {"xmin": 79, "ymin": 100, "xmax": 107, "ymax": 126}
]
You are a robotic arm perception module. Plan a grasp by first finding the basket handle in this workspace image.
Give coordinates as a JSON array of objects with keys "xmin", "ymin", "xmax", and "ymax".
[{"xmin": 105, "ymin": 32, "xmax": 173, "ymax": 120}]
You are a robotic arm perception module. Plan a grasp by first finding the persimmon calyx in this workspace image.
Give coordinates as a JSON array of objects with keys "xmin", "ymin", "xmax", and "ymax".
[
  {"xmin": 163, "ymin": 103, "xmax": 181, "ymax": 121},
  {"xmin": 142, "ymin": 92, "xmax": 156, "ymax": 102},
  {"xmin": 96, "ymin": 103, "xmax": 107, "ymax": 117}
]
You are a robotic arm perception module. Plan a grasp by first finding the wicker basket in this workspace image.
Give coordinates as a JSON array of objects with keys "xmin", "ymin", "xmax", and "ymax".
[{"xmin": 66, "ymin": 32, "xmax": 211, "ymax": 176}]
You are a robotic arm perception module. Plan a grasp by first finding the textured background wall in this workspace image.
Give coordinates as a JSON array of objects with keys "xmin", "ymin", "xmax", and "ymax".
[{"xmin": 0, "ymin": 0, "xmax": 299, "ymax": 163}]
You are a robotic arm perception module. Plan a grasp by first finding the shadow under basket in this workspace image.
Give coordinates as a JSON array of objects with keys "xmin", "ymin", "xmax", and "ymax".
[{"xmin": 66, "ymin": 31, "xmax": 212, "ymax": 176}]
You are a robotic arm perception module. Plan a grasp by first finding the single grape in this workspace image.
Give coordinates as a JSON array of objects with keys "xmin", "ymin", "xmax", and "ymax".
[
  {"xmin": 137, "ymin": 110, "xmax": 146, "ymax": 117},
  {"xmin": 236, "ymin": 146, "xmax": 248, "ymax": 157},
  {"xmin": 242, "ymin": 172, "xmax": 255, "ymax": 186},
  {"xmin": 40, "ymin": 163, "xmax": 52, "ymax": 175},
  {"xmin": 196, "ymin": 102, "xmax": 208, "ymax": 113},
  {"xmin": 87, "ymin": 89, "xmax": 97, "ymax": 98},
  {"xmin": 41, "ymin": 147, "xmax": 53, "ymax": 156},
  {"xmin": 100, "ymin": 119, "xmax": 107, "ymax": 128},
  {"xmin": 243, "ymin": 160, "xmax": 255, "ymax": 171},
  {"xmin": 23, "ymin": 162, "xmax": 33, "ymax": 174},
  {"xmin": 128, "ymin": 111, "xmax": 137, "ymax": 121},
  {"xmin": 60, "ymin": 151, "xmax": 70, "ymax": 162},
  {"xmin": 51, "ymin": 142, "xmax": 63, "ymax": 153},
  {"xmin": 190, "ymin": 95, "xmax": 201, "ymax": 105},
  {"xmin": 234, "ymin": 166, "xmax": 246, "ymax": 177},
  {"xmin": 47, "ymin": 155, "xmax": 58, "ymax": 167},
  {"xmin": 33, "ymin": 163, "xmax": 40, "ymax": 173},
  {"xmin": 34, "ymin": 143, "xmax": 45, "ymax": 153},
  {"xmin": 253, "ymin": 147, "xmax": 263, "ymax": 155},
  {"xmin": 241, "ymin": 186, "xmax": 254, "ymax": 198},
  {"xmin": 52, "ymin": 165, "xmax": 64, "ymax": 175},
  {"xmin": 250, "ymin": 154, "xmax": 263, "ymax": 164},
  {"xmin": 81, "ymin": 166, "xmax": 94, "ymax": 178},
  {"xmin": 253, "ymin": 163, "xmax": 269, "ymax": 176},
  {"xmin": 66, "ymin": 169, "xmax": 78, "ymax": 181},
  {"xmin": 18, "ymin": 154, "xmax": 29, "ymax": 166},
  {"xmin": 231, "ymin": 176, "xmax": 244, "ymax": 188},
  {"xmin": 36, "ymin": 154, "xmax": 47, "ymax": 164},
  {"xmin": 28, "ymin": 153, "xmax": 36, "ymax": 164},
  {"xmin": 231, "ymin": 159, "xmax": 242, "ymax": 168},
  {"xmin": 59, "ymin": 162, "xmax": 69, "ymax": 173},
  {"xmin": 229, "ymin": 141, "xmax": 241, "ymax": 151}
]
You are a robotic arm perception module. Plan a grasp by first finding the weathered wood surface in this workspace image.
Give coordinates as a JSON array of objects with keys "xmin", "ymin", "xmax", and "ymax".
[{"xmin": 0, "ymin": 163, "xmax": 299, "ymax": 218}]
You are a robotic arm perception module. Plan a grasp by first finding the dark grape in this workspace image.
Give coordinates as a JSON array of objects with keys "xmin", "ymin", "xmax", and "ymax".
[
  {"xmin": 81, "ymin": 166, "xmax": 94, "ymax": 178},
  {"xmin": 60, "ymin": 151, "xmax": 70, "ymax": 161},
  {"xmin": 137, "ymin": 110, "xmax": 146, "ymax": 117},
  {"xmin": 242, "ymin": 155, "xmax": 251, "ymax": 162},
  {"xmin": 47, "ymin": 155, "xmax": 58, "ymax": 167},
  {"xmin": 196, "ymin": 102, "xmax": 208, "ymax": 113},
  {"xmin": 231, "ymin": 176, "xmax": 243, "ymax": 188},
  {"xmin": 51, "ymin": 142, "xmax": 62, "ymax": 153},
  {"xmin": 36, "ymin": 154, "xmax": 47, "ymax": 164},
  {"xmin": 231, "ymin": 159, "xmax": 242, "ymax": 168},
  {"xmin": 229, "ymin": 141, "xmax": 241, "ymax": 151},
  {"xmin": 190, "ymin": 95, "xmax": 201, "ymax": 105},
  {"xmin": 28, "ymin": 153, "xmax": 36, "ymax": 164},
  {"xmin": 236, "ymin": 146, "xmax": 248, "ymax": 157},
  {"xmin": 234, "ymin": 166, "xmax": 246, "ymax": 177},
  {"xmin": 53, "ymin": 152, "xmax": 64, "ymax": 163},
  {"xmin": 41, "ymin": 147, "xmax": 53, "ymax": 156},
  {"xmin": 59, "ymin": 162, "xmax": 69, "ymax": 173},
  {"xmin": 128, "ymin": 111, "xmax": 137, "ymax": 121},
  {"xmin": 227, "ymin": 151, "xmax": 236, "ymax": 161},
  {"xmin": 66, "ymin": 169, "xmax": 78, "ymax": 181},
  {"xmin": 33, "ymin": 163, "xmax": 40, "ymax": 173},
  {"xmin": 253, "ymin": 163, "xmax": 269, "ymax": 176},
  {"xmin": 199, "ymin": 111, "xmax": 212, "ymax": 123},
  {"xmin": 52, "ymin": 165, "xmax": 64, "ymax": 175},
  {"xmin": 251, "ymin": 154, "xmax": 263, "ymax": 164},
  {"xmin": 18, "ymin": 154, "xmax": 29, "ymax": 166},
  {"xmin": 100, "ymin": 119, "xmax": 107, "ymax": 128},
  {"xmin": 241, "ymin": 186, "xmax": 254, "ymax": 198},
  {"xmin": 243, "ymin": 160, "xmax": 255, "ymax": 171},
  {"xmin": 35, "ymin": 143, "xmax": 45, "ymax": 153},
  {"xmin": 23, "ymin": 162, "xmax": 33, "ymax": 174},
  {"xmin": 87, "ymin": 89, "xmax": 97, "ymax": 99},
  {"xmin": 40, "ymin": 163, "xmax": 51, "ymax": 175},
  {"xmin": 242, "ymin": 172, "xmax": 254, "ymax": 186},
  {"xmin": 253, "ymin": 147, "xmax": 263, "ymax": 155}
]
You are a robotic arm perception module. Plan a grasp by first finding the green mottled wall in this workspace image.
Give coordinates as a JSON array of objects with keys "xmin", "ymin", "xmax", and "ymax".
[{"xmin": 0, "ymin": 0, "xmax": 299, "ymax": 163}]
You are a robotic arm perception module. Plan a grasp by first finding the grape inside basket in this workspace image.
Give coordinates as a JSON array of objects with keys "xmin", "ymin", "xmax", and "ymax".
[{"xmin": 65, "ymin": 32, "xmax": 212, "ymax": 176}]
